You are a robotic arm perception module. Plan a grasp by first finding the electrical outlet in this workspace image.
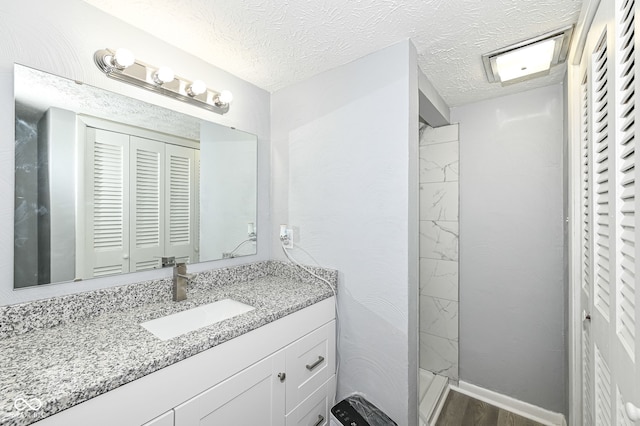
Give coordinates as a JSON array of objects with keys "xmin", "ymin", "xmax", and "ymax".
[
  {"xmin": 280, "ymin": 224, "xmax": 294, "ymax": 249},
  {"xmin": 283, "ymin": 228, "xmax": 293, "ymax": 249}
]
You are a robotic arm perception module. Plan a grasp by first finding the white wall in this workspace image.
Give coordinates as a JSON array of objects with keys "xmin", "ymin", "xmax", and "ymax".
[
  {"xmin": 452, "ymin": 84, "xmax": 566, "ymax": 414},
  {"xmin": 200, "ymin": 123, "xmax": 257, "ymax": 260},
  {"xmin": 271, "ymin": 41, "xmax": 420, "ymax": 425},
  {"xmin": 0, "ymin": 0, "xmax": 271, "ymax": 305}
]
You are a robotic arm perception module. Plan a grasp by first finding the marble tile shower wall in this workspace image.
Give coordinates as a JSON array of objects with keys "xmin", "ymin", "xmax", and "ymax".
[{"xmin": 419, "ymin": 123, "xmax": 459, "ymax": 381}]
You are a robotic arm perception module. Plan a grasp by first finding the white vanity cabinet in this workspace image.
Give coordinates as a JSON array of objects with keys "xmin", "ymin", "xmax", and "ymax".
[
  {"xmin": 141, "ymin": 411, "xmax": 174, "ymax": 426},
  {"xmin": 34, "ymin": 297, "xmax": 335, "ymax": 426},
  {"xmin": 174, "ymin": 349, "xmax": 286, "ymax": 425},
  {"xmin": 173, "ymin": 320, "xmax": 336, "ymax": 426},
  {"xmin": 286, "ymin": 376, "xmax": 335, "ymax": 426},
  {"xmin": 285, "ymin": 321, "xmax": 335, "ymax": 413}
]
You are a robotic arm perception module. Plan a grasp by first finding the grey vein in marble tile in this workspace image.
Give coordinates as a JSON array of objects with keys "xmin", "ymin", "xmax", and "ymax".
[
  {"xmin": 420, "ymin": 182, "xmax": 458, "ymax": 221},
  {"xmin": 419, "ymin": 332, "xmax": 459, "ymax": 380},
  {"xmin": 420, "ymin": 259, "xmax": 458, "ymax": 301},
  {"xmin": 419, "ymin": 142, "xmax": 459, "ymax": 183},
  {"xmin": 420, "ymin": 295, "xmax": 458, "ymax": 340},
  {"xmin": 420, "ymin": 221, "xmax": 459, "ymax": 262}
]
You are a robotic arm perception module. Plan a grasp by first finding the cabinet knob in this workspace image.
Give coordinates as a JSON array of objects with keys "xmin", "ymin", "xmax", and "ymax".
[
  {"xmin": 123, "ymin": 254, "xmax": 129, "ymax": 259},
  {"xmin": 277, "ymin": 372, "xmax": 286, "ymax": 382},
  {"xmin": 626, "ymin": 402, "xmax": 640, "ymax": 421}
]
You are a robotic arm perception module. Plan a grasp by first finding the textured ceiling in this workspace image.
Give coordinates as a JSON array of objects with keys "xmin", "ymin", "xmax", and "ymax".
[
  {"xmin": 81, "ymin": 0, "xmax": 583, "ymax": 107},
  {"xmin": 16, "ymin": 65, "xmax": 201, "ymax": 140}
]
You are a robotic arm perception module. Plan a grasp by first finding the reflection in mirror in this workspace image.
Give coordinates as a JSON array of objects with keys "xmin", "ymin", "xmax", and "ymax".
[{"xmin": 14, "ymin": 64, "xmax": 257, "ymax": 289}]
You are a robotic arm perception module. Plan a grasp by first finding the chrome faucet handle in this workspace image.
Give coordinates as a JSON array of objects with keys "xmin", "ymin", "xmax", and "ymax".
[
  {"xmin": 173, "ymin": 263, "xmax": 195, "ymax": 302},
  {"xmin": 176, "ymin": 273, "xmax": 196, "ymax": 280}
]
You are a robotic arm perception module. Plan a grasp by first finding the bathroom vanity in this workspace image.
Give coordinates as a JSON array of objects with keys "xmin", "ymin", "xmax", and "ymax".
[{"xmin": 0, "ymin": 261, "xmax": 337, "ymax": 426}]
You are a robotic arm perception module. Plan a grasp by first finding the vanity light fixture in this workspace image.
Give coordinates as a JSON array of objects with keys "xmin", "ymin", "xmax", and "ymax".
[
  {"xmin": 187, "ymin": 79, "xmax": 207, "ymax": 96},
  {"xmin": 109, "ymin": 48, "xmax": 136, "ymax": 70},
  {"xmin": 153, "ymin": 66, "xmax": 175, "ymax": 85},
  {"xmin": 94, "ymin": 48, "xmax": 232, "ymax": 114},
  {"xmin": 216, "ymin": 90, "xmax": 233, "ymax": 107},
  {"xmin": 481, "ymin": 26, "xmax": 574, "ymax": 85}
]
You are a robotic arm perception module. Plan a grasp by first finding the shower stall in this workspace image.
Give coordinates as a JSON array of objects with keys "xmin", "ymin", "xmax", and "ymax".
[{"xmin": 418, "ymin": 123, "xmax": 460, "ymax": 424}]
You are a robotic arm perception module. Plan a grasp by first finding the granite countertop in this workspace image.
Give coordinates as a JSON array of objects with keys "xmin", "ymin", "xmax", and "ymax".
[{"xmin": 0, "ymin": 261, "xmax": 337, "ymax": 425}]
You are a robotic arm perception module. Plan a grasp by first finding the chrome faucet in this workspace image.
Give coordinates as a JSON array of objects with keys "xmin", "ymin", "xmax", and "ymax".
[{"xmin": 173, "ymin": 263, "xmax": 195, "ymax": 302}]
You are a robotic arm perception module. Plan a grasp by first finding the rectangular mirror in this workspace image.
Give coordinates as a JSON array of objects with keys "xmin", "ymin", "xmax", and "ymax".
[{"xmin": 14, "ymin": 64, "xmax": 257, "ymax": 289}]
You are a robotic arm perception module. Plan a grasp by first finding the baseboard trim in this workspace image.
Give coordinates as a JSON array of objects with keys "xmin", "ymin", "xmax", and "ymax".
[{"xmin": 456, "ymin": 381, "xmax": 567, "ymax": 426}]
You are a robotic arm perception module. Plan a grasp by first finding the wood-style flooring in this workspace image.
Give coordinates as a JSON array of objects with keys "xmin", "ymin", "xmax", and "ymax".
[{"xmin": 435, "ymin": 390, "xmax": 546, "ymax": 426}]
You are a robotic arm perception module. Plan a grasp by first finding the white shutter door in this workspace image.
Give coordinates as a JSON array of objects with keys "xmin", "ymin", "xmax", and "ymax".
[
  {"xmin": 130, "ymin": 136, "xmax": 165, "ymax": 272},
  {"xmin": 614, "ymin": 0, "xmax": 640, "ymax": 423},
  {"xmin": 590, "ymin": 24, "xmax": 615, "ymax": 426},
  {"xmin": 84, "ymin": 128, "xmax": 130, "ymax": 278},
  {"xmin": 165, "ymin": 144, "xmax": 197, "ymax": 264},
  {"xmin": 580, "ymin": 61, "xmax": 594, "ymax": 425},
  {"xmin": 579, "ymin": 0, "xmax": 640, "ymax": 424}
]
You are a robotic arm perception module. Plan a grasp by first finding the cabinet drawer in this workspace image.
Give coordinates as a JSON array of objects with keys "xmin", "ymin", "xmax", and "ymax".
[
  {"xmin": 286, "ymin": 320, "xmax": 336, "ymax": 413},
  {"xmin": 286, "ymin": 375, "xmax": 336, "ymax": 426}
]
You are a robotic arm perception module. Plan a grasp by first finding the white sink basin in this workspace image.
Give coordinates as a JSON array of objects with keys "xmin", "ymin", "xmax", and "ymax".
[{"xmin": 141, "ymin": 299, "xmax": 255, "ymax": 341}]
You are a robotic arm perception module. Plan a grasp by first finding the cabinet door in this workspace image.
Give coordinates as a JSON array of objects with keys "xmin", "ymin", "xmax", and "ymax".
[
  {"xmin": 142, "ymin": 410, "xmax": 174, "ymax": 426},
  {"xmin": 174, "ymin": 350, "xmax": 286, "ymax": 426},
  {"xmin": 286, "ymin": 321, "xmax": 336, "ymax": 413}
]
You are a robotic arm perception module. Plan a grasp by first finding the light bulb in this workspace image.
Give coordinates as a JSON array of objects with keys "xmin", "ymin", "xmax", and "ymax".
[
  {"xmin": 112, "ymin": 48, "xmax": 135, "ymax": 69},
  {"xmin": 187, "ymin": 79, "xmax": 207, "ymax": 96},
  {"xmin": 153, "ymin": 66, "xmax": 175, "ymax": 85},
  {"xmin": 216, "ymin": 90, "xmax": 233, "ymax": 105}
]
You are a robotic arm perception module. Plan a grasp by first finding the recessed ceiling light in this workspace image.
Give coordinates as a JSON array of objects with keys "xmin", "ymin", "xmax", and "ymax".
[{"xmin": 482, "ymin": 26, "xmax": 574, "ymax": 85}]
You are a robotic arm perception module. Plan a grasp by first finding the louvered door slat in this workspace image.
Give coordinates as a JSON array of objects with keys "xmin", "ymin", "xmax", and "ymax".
[
  {"xmin": 616, "ymin": 0, "xmax": 637, "ymax": 360},
  {"xmin": 595, "ymin": 345, "xmax": 613, "ymax": 425},
  {"xmin": 593, "ymin": 32, "xmax": 613, "ymax": 321},
  {"xmin": 165, "ymin": 144, "xmax": 197, "ymax": 263},
  {"xmin": 93, "ymin": 143, "xmax": 124, "ymax": 249},
  {"xmin": 582, "ymin": 73, "xmax": 592, "ymax": 299},
  {"xmin": 583, "ymin": 326, "xmax": 593, "ymax": 426},
  {"xmin": 129, "ymin": 136, "xmax": 164, "ymax": 272},
  {"xmin": 84, "ymin": 128, "xmax": 130, "ymax": 279},
  {"xmin": 618, "ymin": 387, "xmax": 635, "ymax": 426}
]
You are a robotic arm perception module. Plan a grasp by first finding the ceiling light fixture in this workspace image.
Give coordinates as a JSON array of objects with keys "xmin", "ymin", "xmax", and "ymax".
[
  {"xmin": 482, "ymin": 26, "xmax": 574, "ymax": 85},
  {"xmin": 94, "ymin": 48, "xmax": 232, "ymax": 114}
]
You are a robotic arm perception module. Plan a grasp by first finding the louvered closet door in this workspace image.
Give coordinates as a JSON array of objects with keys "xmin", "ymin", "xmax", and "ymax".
[
  {"xmin": 130, "ymin": 136, "xmax": 165, "ymax": 272},
  {"xmin": 579, "ymin": 0, "xmax": 640, "ymax": 424},
  {"xmin": 579, "ymin": 51, "xmax": 594, "ymax": 426},
  {"xmin": 165, "ymin": 144, "xmax": 197, "ymax": 264},
  {"xmin": 613, "ymin": 0, "xmax": 640, "ymax": 422},
  {"xmin": 84, "ymin": 128, "xmax": 130, "ymax": 278}
]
